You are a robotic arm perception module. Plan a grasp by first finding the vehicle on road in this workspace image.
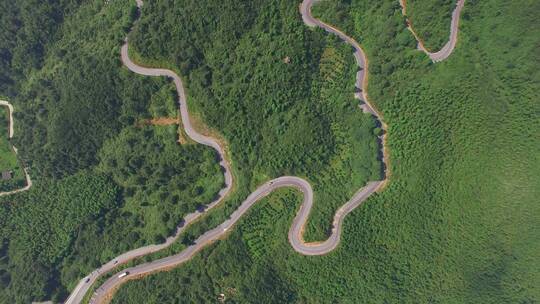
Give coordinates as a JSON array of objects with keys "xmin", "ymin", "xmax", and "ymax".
[{"xmin": 118, "ymin": 272, "xmax": 129, "ymax": 278}]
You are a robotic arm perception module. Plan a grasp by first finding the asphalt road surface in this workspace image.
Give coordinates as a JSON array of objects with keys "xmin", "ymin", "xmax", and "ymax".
[
  {"xmin": 399, "ymin": 0, "xmax": 465, "ymax": 62},
  {"xmin": 66, "ymin": 0, "xmax": 462, "ymax": 302}
]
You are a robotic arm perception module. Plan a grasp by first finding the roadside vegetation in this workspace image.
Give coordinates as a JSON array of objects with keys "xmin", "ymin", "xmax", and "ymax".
[
  {"xmin": 0, "ymin": 173, "xmax": 118, "ymax": 302},
  {"xmin": 405, "ymin": 0, "xmax": 456, "ymax": 50},
  {"xmin": 0, "ymin": 0, "xmax": 222, "ymax": 302},
  {"xmin": 0, "ymin": 107, "xmax": 25, "ymax": 192},
  {"xmin": 113, "ymin": 0, "xmax": 540, "ymax": 302},
  {"xmin": 148, "ymin": 83, "xmax": 178, "ymax": 119}
]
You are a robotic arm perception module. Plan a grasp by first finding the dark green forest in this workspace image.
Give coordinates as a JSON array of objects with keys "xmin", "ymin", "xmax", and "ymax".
[
  {"xmin": 0, "ymin": 0, "xmax": 84, "ymax": 95},
  {"xmin": 113, "ymin": 0, "xmax": 540, "ymax": 303}
]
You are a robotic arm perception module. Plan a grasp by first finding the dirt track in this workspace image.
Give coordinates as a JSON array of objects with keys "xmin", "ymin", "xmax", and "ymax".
[{"xmin": 0, "ymin": 100, "xmax": 32, "ymax": 197}]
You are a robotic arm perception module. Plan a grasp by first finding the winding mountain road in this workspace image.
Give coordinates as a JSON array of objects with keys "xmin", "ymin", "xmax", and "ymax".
[
  {"xmin": 399, "ymin": 0, "xmax": 465, "ymax": 62},
  {"xmin": 63, "ymin": 33, "xmax": 235, "ymax": 304},
  {"xmin": 0, "ymin": 100, "xmax": 32, "ymax": 196},
  {"xmin": 67, "ymin": 0, "xmax": 464, "ymax": 302}
]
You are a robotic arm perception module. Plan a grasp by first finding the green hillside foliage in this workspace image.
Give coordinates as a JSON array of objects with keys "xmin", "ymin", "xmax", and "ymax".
[
  {"xmin": 0, "ymin": 0, "xmax": 223, "ymax": 302},
  {"xmin": 149, "ymin": 83, "xmax": 178, "ymax": 118},
  {"xmin": 113, "ymin": 0, "xmax": 539, "ymax": 302},
  {"xmin": 0, "ymin": 0, "xmax": 84, "ymax": 95},
  {"xmin": 0, "ymin": 172, "xmax": 118, "ymax": 303},
  {"xmin": 11, "ymin": 0, "xmax": 142, "ymax": 178},
  {"xmin": 59, "ymin": 126, "xmax": 223, "ymax": 292},
  {"xmin": 97, "ymin": 125, "xmax": 223, "ymax": 239}
]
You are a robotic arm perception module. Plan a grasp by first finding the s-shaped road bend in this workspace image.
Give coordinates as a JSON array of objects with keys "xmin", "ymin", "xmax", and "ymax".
[{"xmin": 69, "ymin": 0, "xmax": 464, "ymax": 302}]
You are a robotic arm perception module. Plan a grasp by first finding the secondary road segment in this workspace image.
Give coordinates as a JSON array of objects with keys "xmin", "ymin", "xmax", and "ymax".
[
  {"xmin": 0, "ymin": 100, "xmax": 32, "ymax": 196},
  {"xmin": 67, "ymin": 0, "xmax": 465, "ymax": 302}
]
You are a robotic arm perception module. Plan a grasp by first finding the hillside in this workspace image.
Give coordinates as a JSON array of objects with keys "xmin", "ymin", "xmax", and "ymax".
[
  {"xmin": 112, "ymin": 0, "xmax": 540, "ymax": 302},
  {"xmin": 0, "ymin": 0, "xmax": 538, "ymax": 303}
]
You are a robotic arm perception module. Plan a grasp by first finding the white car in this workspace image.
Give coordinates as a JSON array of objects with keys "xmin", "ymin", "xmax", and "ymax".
[{"xmin": 118, "ymin": 271, "xmax": 129, "ymax": 278}]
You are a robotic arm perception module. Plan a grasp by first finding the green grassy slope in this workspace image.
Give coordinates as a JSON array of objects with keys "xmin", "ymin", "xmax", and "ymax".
[
  {"xmin": 112, "ymin": 0, "xmax": 540, "ymax": 302},
  {"xmin": 0, "ymin": 0, "xmax": 85, "ymax": 95}
]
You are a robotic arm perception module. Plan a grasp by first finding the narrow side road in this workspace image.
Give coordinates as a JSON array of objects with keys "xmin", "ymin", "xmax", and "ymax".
[{"xmin": 0, "ymin": 100, "xmax": 32, "ymax": 197}]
